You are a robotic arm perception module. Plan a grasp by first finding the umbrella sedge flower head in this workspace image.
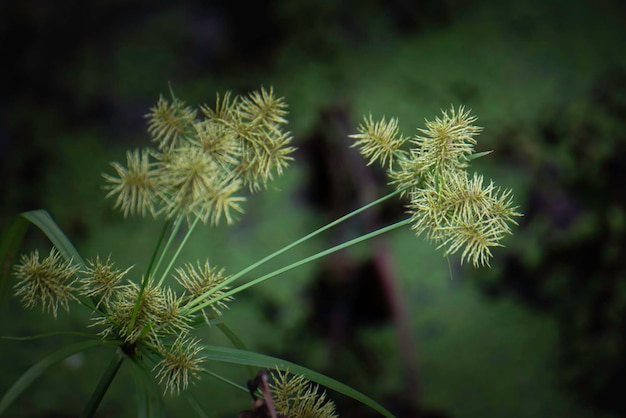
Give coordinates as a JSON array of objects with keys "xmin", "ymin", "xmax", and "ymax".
[
  {"xmin": 93, "ymin": 278, "xmax": 166, "ymax": 343},
  {"xmin": 154, "ymin": 335, "xmax": 205, "ymax": 396},
  {"xmin": 270, "ymin": 369, "xmax": 338, "ymax": 418},
  {"xmin": 409, "ymin": 170, "xmax": 522, "ymax": 267},
  {"xmin": 350, "ymin": 106, "xmax": 522, "ymax": 267},
  {"xmin": 103, "ymin": 148, "xmax": 157, "ymax": 218},
  {"xmin": 13, "ymin": 248, "xmax": 79, "ymax": 318},
  {"xmin": 79, "ymin": 254, "xmax": 132, "ymax": 306},
  {"xmin": 412, "ymin": 105, "xmax": 482, "ymax": 175},
  {"xmin": 158, "ymin": 287, "xmax": 192, "ymax": 334},
  {"xmin": 146, "ymin": 95, "xmax": 197, "ymax": 151},
  {"xmin": 350, "ymin": 115, "xmax": 408, "ymax": 170},
  {"xmin": 175, "ymin": 261, "xmax": 232, "ymax": 324},
  {"xmin": 104, "ymin": 87, "xmax": 293, "ymax": 226}
]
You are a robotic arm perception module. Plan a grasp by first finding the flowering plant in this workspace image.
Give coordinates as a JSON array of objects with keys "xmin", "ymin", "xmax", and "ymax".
[{"xmin": 0, "ymin": 87, "xmax": 520, "ymax": 417}]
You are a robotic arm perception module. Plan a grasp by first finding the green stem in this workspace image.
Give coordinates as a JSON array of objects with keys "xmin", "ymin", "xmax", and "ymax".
[
  {"xmin": 152, "ymin": 216, "xmax": 184, "ymax": 281},
  {"xmin": 184, "ymin": 188, "xmax": 405, "ymax": 311},
  {"xmin": 128, "ymin": 217, "xmax": 181, "ymax": 335},
  {"xmin": 145, "ymin": 219, "xmax": 173, "ymax": 280},
  {"xmin": 81, "ymin": 348, "xmax": 125, "ymax": 418},
  {"xmin": 189, "ymin": 218, "xmax": 411, "ymax": 314},
  {"xmin": 157, "ymin": 215, "xmax": 201, "ymax": 286}
]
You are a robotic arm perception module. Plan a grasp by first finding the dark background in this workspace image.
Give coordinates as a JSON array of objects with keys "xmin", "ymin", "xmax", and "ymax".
[{"xmin": 1, "ymin": 0, "xmax": 626, "ymax": 417}]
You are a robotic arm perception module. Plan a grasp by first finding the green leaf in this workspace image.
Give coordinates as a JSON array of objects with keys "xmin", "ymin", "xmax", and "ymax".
[
  {"xmin": 21, "ymin": 210, "xmax": 86, "ymax": 268},
  {"xmin": 468, "ymin": 150, "xmax": 494, "ymax": 160},
  {"xmin": 81, "ymin": 348, "xmax": 125, "ymax": 418},
  {"xmin": 201, "ymin": 345, "xmax": 395, "ymax": 418},
  {"xmin": 0, "ymin": 215, "xmax": 29, "ymax": 304},
  {"xmin": 0, "ymin": 339, "xmax": 106, "ymax": 415},
  {"xmin": 126, "ymin": 354, "xmax": 164, "ymax": 418},
  {"xmin": 215, "ymin": 321, "xmax": 256, "ymax": 378},
  {"xmin": 185, "ymin": 392, "xmax": 210, "ymax": 418}
]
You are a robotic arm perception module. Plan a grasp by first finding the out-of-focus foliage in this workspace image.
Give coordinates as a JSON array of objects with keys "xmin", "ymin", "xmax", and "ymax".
[
  {"xmin": 476, "ymin": 69, "xmax": 626, "ymax": 415},
  {"xmin": 2, "ymin": 0, "xmax": 626, "ymax": 417}
]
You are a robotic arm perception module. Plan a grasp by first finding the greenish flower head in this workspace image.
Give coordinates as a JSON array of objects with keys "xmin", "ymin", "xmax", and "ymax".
[
  {"xmin": 270, "ymin": 369, "xmax": 338, "ymax": 418},
  {"xmin": 104, "ymin": 87, "xmax": 294, "ymax": 225},
  {"xmin": 13, "ymin": 248, "xmax": 79, "ymax": 318},
  {"xmin": 351, "ymin": 106, "xmax": 522, "ymax": 267},
  {"xmin": 153, "ymin": 335, "xmax": 205, "ymax": 396}
]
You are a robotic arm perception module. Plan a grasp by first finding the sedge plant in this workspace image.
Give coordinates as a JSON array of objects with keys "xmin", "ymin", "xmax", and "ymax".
[{"xmin": 0, "ymin": 87, "xmax": 520, "ymax": 417}]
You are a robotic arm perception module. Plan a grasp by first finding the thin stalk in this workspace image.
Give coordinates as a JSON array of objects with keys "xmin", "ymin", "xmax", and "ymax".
[
  {"xmin": 145, "ymin": 219, "xmax": 173, "ymax": 280},
  {"xmin": 81, "ymin": 348, "xmax": 125, "ymax": 418},
  {"xmin": 157, "ymin": 215, "xmax": 201, "ymax": 286},
  {"xmin": 151, "ymin": 215, "xmax": 184, "ymax": 280},
  {"xmin": 184, "ymin": 188, "xmax": 405, "ymax": 311},
  {"xmin": 188, "ymin": 218, "xmax": 411, "ymax": 314},
  {"xmin": 128, "ymin": 217, "xmax": 181, "ymax": 334}
]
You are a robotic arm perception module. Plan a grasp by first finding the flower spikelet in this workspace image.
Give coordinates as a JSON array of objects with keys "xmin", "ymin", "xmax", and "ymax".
[
  {"xmin": 103, "ymin": 148, "xmax": 157, "ymax": 218},
  {"xmin": 146, "ymin": 95, "xmax": 197, "ymax": 150},
  {"xmin": 412, "ymin": 106, "xmax": 482, "ymax": 174},
  {"xmin": 350, "ymin": 115, "xmax": 408, "ymax": 170},
  {"xmin": 270, "ymin": 369, "xmax": 338, "ymax": 418},
  {"xmin": 94, "ymin": 278, "xmax": 166, "ymax": 342},
  {"xmin": 13, "ymin": 248, "xmax": 79, "ymax": 318},
  {"xmin": 158, "ymin": 287, "xmax": 191, "ymax": 334},
  {"xmin": 409, "ymin": 170, "xmax": 521, "ymax": 267},
  {"xmin": 238, "ymin": 87, "xmax": 289, "ymax": 126},
  {"xmin": 80, "ymin": 254, "xmax": 132, "ymax": 306},
  {"xmin": 158, "ymin": 146, "xmax": 245, "ymax": 224},
  {"xmin": 154, "ymin": 335, "xmax": 205, "ymax": 395},
  {"xmin": 175, "ymin": 261, "xmax": 232, "ymax": 324},
  {"xmin": 225, "ymin": 87, "xmax": 295, "ymax": 191},
  {"xmin": 190, "ymin": 120, "xmax": 240, "ymax": 169}
]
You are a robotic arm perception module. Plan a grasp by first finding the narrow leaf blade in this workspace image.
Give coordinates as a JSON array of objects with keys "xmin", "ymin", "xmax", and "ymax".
[
  {"xmin": 0, "ymin": 215, "xmax": 29, "ymax": 303},
  {"xmin": 201, "ymin": 345, "xmax": 395, "ymax": 418},
  {"xmin": 21, "ymin": 210, "xmax": 85, "ymax": 267},
  {"xmin": 0, "ymin": 339, "xmax": 105, "ymax": 414}
]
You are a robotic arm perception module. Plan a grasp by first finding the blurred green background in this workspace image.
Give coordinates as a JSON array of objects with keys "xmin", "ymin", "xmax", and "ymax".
[{"xmin": 1, "ymin": 0, "xmax": 626, "ymax": 417}]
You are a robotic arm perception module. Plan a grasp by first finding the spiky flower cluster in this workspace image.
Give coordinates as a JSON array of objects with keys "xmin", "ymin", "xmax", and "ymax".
[
  {"xmin": 351, "ymin": 106, "xmax": 521, "ymax": 266},
  {"xmin": 13, "ymin": 248, "xmax": 231, "ymax": 394},
  {"xmin": 11, "ymin": 88, "xmax": 295, "ymax": 398},
  {"xmin": 104, "ymin": 87, "xmax": 294, "ymax": 225},
  {"xmin": 270, "ymin": 370, "xmax": 338, "ymax": 418},
  {"xmin": 13, "ymin": 249, "xmax": 79, "ymax": 318}
]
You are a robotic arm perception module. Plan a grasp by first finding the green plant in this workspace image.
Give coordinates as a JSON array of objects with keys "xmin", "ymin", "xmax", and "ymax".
[{"xmin": 0, "ymin": 87, "xmax": 520, "ymax": 417}]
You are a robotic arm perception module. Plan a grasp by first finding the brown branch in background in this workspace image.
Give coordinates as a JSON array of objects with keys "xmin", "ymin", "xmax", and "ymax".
[{"xmin": 302, "ymin": 105, "xmax": 423, "ymax": 416}]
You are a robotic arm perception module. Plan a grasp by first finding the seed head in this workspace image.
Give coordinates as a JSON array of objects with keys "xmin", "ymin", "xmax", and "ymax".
[
  {"xmin": 80, "ymin": 254, "xmax": 132, "ymax": 306},
  {"xmin": 13, "ymin": 248, "xmax": 79, "ymax": 318},
  {"xmin": 175, "ymin": 261, "xmax": 232, "ymax": 324},
  {"xmin": 412, "ymin": 106, "xmax": 482, "ymax": 174},
  {"xmin": 154, "ymin": 335, "xmax": 205, "ymax": 395},
  {"xmin": 270, "ymin": 369, "xmax": 338, "ymax": 418},
  {"xmin": 146, "ymin": 95, "xmax": 197, "ymax": 150},
  {"xmin": 350, "ymin": 115, "xmax": 408, "ymax": 170},
  {"xmin": 103, "ymin": 148, "xmax": 157, "ymax": 218}
]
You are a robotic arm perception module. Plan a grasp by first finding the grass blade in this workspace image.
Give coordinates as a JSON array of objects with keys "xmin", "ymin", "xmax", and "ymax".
[
  {"xmin": 201, "ymin": 345, "xmax": 395, "ymax": 418},
  {"xmin": 81, "ymin": 348, "xmax": 125, "ymax": 418},
  {"xmin": 0, "ymin": 339, "xmax": 106, "ymax": 415},
  {"xmin": 21, "ymin": 210, "xmax": 85, "ymax": 267},
  {"xmin": 0, "ymin": 215, "xmax": 29, "ymax": 304},
  {"xmin": 126, "ymin": 354, "xmax": 164, "ymax": 418}
]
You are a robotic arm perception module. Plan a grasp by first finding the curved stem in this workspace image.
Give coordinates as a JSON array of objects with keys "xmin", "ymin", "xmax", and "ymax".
[
  {"xmin": 145, "ymin": 219, "xmax": 173, "ymax": 280},
  {"xmin": 151, "ymin": 215, "xmax": 184, "ymax": 281},
  {"xmin": 188, "ymin": 218, "xmax": 410, "ymax": 314},
  {"xmin": 157, "ymin": 215, "xmax": 201, "ymax": 286},
  {"xmin": 81, "ymin": 348, "xmax": 125, "ymax": 418},
  {"xmin": 184, "ymin": 188, "xmax": 405, "ymax": 311}
]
